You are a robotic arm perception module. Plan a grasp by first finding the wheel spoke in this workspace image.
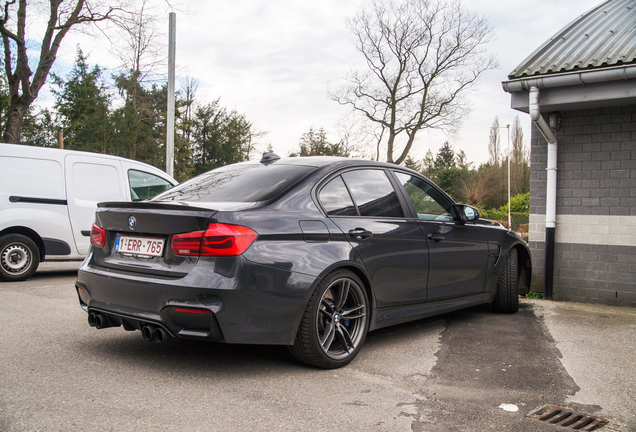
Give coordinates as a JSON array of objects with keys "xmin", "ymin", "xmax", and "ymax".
[
  {"xmin": 320, "ymin": 299, "xmax": 334, "ymax": 315},
  {"xmin": 334, "ymin": 280, "xmax": 349, "ymax": 311},
  {"xmin": 335, "ymin": 324, "xmax": 354, "ymax": 353},
  {"xmin": 319, "ymin": 305, "xmax": 332, "ymax": 318},
  {"xmin": 320, "ymin": 320, "xmax": 336, "ymax": 351},
  {"xmin": 342, "ymin": 312, "xmax": 365, "ymax": 321},
  {"xmin": 341, "ymin": 304, "xmax": 365, "ymax": 319}
]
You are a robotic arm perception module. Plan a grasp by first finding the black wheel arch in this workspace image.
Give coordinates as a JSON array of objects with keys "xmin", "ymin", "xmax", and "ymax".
[
  {"xmin": 289, "ymin": 261, "xmax": 375, "ymax": 343},
  {"xmin": 0, "ymin": 226, "xmax": 45, "ymax": 261},
  {"xmin": 311, "ymin": 261, "xmax": 375, "ymax": 311},
  {"xmin": 514, "ymin": 242, "xmax": 532, "ymax": 295}
]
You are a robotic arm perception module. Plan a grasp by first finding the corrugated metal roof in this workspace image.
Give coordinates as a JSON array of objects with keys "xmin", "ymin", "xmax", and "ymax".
[{"xmin": 509, "ymin": 0, "xmax": 636, "ymax": 79}]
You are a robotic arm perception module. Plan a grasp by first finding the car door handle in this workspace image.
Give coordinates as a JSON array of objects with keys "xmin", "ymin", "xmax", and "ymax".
[
  {"xmin": 427, "ymin": 233, "xmax": 444, "ymax": 242},
  {"xmin": 349, "ymin": 228, "xmax": 373, "ymax": 240}
]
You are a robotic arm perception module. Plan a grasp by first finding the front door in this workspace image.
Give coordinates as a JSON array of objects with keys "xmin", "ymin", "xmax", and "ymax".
[{"xmin": 392, "ymin": 171, "xmax": 489, "ymax": 301}]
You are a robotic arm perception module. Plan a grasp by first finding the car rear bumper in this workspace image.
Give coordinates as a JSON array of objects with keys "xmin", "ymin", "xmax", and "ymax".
[{"xmin": 75, "ymin": 254, "xmax": 316, "ymax": 345}]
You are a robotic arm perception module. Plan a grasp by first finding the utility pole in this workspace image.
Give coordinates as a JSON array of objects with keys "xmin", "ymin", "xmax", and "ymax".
[{"xmin": 166, "ymin": 12, "xmax": 176, "ymax": 177}]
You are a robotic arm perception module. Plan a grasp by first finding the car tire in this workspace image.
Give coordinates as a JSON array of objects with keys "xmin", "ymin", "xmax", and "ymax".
[
  {"xmin": 288, "ymin": 269, "xmax": 369, "ymax": 369},
  {"xmin": 0, "ymin": 234, "xmax": 40, "ymax": 282},
  {"xmin": 492, "ymin": 247, "xmax": 519, "ymax": 313}
]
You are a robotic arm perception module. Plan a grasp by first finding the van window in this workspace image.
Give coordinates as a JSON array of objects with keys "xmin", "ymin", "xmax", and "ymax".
[
  {"xmin": 72, "ymin": 163, "xmax": 121, "ymax": 201},
  {"xmin": 0, "ymin": 156, "xmax": 64, "ymax": 198},
  {"xmin": 128, "ymin": 170, "xmax": 173, "ymax": 201}
]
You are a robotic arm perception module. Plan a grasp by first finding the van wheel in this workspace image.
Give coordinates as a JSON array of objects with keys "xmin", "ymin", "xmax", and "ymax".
[{"xmin": 0, "ymin": 234, "xmax": 40, "ymax": 281}]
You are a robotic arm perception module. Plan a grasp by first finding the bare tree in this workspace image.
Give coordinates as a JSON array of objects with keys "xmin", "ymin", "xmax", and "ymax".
[
  {"xmin": 332, "ymin": 0, "xmax": 497, "ymax": 164},
  {"xmin": 488, "ymin": 116, "xmax": 501, "ymax": 165},
  {"xmin": 511, "ymin": 115, "xmax": 524, "ymax": 165},
  {"xmin": 510, "ymin": 115, "xmax": 530, "ymax": 194},
  {"xmin": 333, "ymin": 114, "xmax": 374, "ymax": 159},
  {"xmin": 110, "ymin": 0, "xmax": 163, "ymax": 84},
  {"xmin": 0, "ymin": 0, "xmax": 123, "ymax": 143},
  {"xmin": 179, "ymin": 75, "xmax": 199, "ymax": 142}
]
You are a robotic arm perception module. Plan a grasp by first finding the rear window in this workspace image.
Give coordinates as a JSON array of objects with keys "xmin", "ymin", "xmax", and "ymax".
[{"xmin": 150, "ymin": 164, "xmax": 315, "ymax": 203}]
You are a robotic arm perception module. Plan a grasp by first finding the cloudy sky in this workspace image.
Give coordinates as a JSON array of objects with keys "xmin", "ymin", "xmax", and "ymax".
[{"xmin": 47, "ymin": 0, "xmax": 603, "ymax": 165}]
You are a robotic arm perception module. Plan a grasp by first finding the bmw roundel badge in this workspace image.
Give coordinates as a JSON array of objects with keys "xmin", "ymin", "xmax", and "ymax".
[{"xmin": 128, "ymin": 216, "xmax": 136, "ymax": 230}]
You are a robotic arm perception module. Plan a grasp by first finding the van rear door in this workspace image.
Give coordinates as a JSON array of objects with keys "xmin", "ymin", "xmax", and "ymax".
[{"xmin": 65, "ymin": 155, "xmax": 127, "ymax": 255}]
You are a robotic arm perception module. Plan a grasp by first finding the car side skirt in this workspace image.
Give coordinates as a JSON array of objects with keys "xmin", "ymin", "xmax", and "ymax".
[{"xmin": 369, "ymin": 292, "xmax": 494, "ymax": 331}]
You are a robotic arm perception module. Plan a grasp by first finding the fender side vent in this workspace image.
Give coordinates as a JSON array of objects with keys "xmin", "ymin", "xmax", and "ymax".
[{"xmin": 528, "ymin": 405, "xmax": 609, "ymax": 431}]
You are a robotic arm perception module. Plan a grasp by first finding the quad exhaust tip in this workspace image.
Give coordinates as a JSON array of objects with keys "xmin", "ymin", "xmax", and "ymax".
[
  {"xmin": 88, "ymin": 312, "xmax": 113, "ymax": 329},
  {"xmin": 141, "ymin": 325, "xmax": 170, "ymax": 344},
  {"xmin": 88, "ymin": 311, "xmax": 171, "ymax": 343}
]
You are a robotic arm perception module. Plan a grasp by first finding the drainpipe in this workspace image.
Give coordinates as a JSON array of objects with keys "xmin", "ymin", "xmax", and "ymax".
[{"xmin": 529, "ymin": 86, "xmax": 557, "ymax": 300}]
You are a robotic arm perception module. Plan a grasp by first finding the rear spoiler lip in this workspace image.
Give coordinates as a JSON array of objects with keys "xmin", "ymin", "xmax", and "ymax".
[
  {"xmin": 97, "ymin": 201, "xmax": 212, "ymax": 212},
  {"xmin": 96, "ymin": 200, "xmax": 259, "ymax": 212}
]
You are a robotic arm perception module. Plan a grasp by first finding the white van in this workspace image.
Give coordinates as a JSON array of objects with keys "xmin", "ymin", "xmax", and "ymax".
[{"xmin": 0, "ymin": 144, "xmax": 177, "ymax": 281}]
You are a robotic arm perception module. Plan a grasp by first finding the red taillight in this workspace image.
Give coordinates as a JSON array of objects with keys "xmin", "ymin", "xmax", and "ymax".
[
  {"xmin": 201, "ymin": 223, "xmax": 258, "ymax": 256},
  {"xmin": 171, "ymin": 223, "xmax": 258, "ymax": 257},
  {"xmin": 90, "ymin": 224, "xmax": 106, "ymax": 248},
  {"xmin": 171, "ymin": 230, "xmax": 205, "ymax": 256}
]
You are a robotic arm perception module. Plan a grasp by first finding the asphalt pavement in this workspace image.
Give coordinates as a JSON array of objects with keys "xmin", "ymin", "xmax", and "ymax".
[{"xmin": 0, "ymin": 262, "xmax": 634, "ymax": 431}]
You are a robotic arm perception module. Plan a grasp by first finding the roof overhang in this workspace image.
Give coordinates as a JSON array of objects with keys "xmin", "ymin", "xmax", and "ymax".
[{"xmin": 502, "ymin": 64, "xmax": 636, "ymax": 112}]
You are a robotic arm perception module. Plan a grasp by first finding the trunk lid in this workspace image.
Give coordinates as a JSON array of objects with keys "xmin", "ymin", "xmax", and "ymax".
[{"xmin": 91, "ymin": 202, "xmax": 218, "ymax": 277}]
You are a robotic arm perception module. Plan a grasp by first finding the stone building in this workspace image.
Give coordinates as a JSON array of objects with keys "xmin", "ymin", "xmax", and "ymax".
[{"xmin": 502, "ymin": 0, "xmax": 636, "ymax": 306}]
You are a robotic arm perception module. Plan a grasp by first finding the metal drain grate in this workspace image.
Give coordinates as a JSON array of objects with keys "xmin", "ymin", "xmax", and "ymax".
[{"xmin": 528, "ymin": 405, "xmax": 609, "ymax": 431}]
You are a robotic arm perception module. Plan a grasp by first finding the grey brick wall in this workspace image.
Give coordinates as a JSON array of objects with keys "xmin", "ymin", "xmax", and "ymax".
[
  {"xmin": 553, "ymin": 243, "xmax": 636, "ymax": 306},
  {"xmin": 529, "ymin": 105, "xmax": 636, "ymax": 307}
]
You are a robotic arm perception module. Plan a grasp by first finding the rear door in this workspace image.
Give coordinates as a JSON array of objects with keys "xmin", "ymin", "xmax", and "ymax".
[
  {"xmin": 65, "ymin": 155, "xmax": 127, "ymax": 255},
  {"xmin": 318, "ymin": 168, "xmax": 429, "ymax": 308}
]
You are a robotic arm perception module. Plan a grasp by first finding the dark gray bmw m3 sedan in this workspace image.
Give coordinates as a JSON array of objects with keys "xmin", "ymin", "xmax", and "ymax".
[{"xmin": 76, "ymin": 154, "xmax": 531, "ymax": 369}]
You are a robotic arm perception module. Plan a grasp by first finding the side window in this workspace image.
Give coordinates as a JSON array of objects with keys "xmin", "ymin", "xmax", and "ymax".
[
  {"xmin": 342, "ymin": 170, "xmax": 404, "ymax": 218},
  {"xmin": 318, "ymin": 175, "xmax": 357, "ymax": 216},
  {"xmin": 394, "ymin": 172, "xmax": 452, "ymax": 221},
  {"xmin": 128, "ymin": 170, "xmax": 173, "ymax": 201}
]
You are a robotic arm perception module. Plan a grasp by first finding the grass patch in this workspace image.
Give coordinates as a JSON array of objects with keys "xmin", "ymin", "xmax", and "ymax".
[{"xmin": 525, "ymin": 291, "xmax": 543, "ymax": 299}]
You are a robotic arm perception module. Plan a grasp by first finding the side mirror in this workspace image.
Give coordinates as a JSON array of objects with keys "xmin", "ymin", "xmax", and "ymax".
[{"xmin": 452, "ymin": 204, "xmax": 480, "ymax": 222}]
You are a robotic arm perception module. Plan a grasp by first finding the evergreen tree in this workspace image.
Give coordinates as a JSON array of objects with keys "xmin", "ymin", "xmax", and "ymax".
[
  {"xmin": 52, "ymin": 48, "xmax": 112, "ymax": 153},
  {"xmin": 434, "ymin": 141, "xmax": 455, "ymax": 170},
  {"xmin": 290, "ymin": 127, "xmax": 350, "ymax": 157},
  {"xmin": 191, "ymin": 100, "xmax": 252, "ymax": 174},
  {"xmin": 21, "ymin": 108, "xmax": 59, "ymax": 147},
  {"xmin": 403, "ymin": 156, "xmax": 420, "ymax": 171},
  {"xmin": 111, "ymin": 72, "xmax": 160, "ymax": 163},
  {"xmin": 420, "ymin": 149, "xmax": 436, "ymax": 179}
]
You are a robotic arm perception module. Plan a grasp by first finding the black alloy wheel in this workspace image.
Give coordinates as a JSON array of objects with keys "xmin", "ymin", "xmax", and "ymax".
[
  {"xmin": 289, "ymin": 269, "xmax": 369, "ymax": 369},
  {"xmin": 0, "ymin": 234, "xmax": 40, "ymax": 282}
]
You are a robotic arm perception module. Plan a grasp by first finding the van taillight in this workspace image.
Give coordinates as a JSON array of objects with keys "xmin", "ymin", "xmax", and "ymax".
[
  {"xmin": 171, "ymin": 223, "xmax": 258, "ymax": 257},
  {"xmin": 90, "ymin": 224, "xmax": 106, "ymax": 248}
]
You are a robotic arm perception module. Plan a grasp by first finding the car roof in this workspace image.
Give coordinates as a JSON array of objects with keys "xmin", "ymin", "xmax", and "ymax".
[{"xmin": 244, "ymin": 155, "xmax": 405, "ymax": 170}]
